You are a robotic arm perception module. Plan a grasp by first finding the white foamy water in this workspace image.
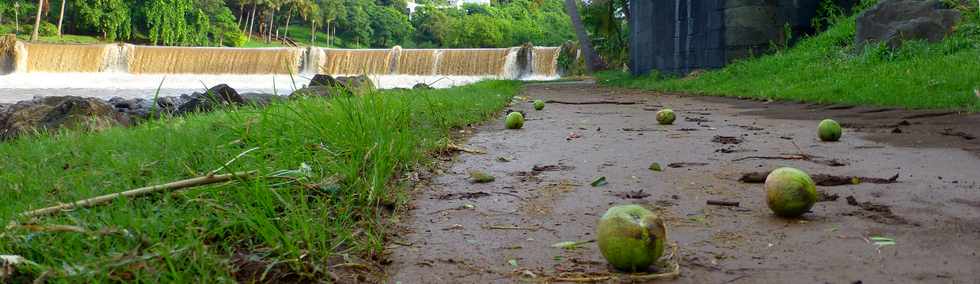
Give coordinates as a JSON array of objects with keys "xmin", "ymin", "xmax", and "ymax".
[{"xmin": 0, "ymin": 73, "xmax": 543, "ymax": 103}]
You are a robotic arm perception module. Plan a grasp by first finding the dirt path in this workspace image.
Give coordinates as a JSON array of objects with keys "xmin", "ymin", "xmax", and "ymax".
[{"xmin": 385, "ymin": 82, "xmax": 980, "ymax": 283}]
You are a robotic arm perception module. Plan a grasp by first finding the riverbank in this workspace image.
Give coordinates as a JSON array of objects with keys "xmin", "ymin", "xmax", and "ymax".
[
  {"xmin": 599, "ymin": 8, "xmax": 980, "ymax": 112},
  {"xmin": 0, "ymin": 80, "xmax": 520, "ymax": 282}
]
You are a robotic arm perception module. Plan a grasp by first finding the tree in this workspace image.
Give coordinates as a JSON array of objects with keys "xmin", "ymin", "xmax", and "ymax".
[
  {"xmin": 564, "ymin": 0, "xmax": 601, "ymax": 73},
  {"xmin": 411, "ymin": 5, "xmax": 451, "ymax": 46},
  {"xmin": 31, "ymin": 0, "xmax": 42, "ymax": 41},
  {"xmin": 75, "ymin": 0, "xmax": 131, "ymax": 41},
  {"xmin": 369, "ymin": 5, "xmax": 412, "ymax": 47},
  {"xmin": 56, "ymin": 0, "xmax": 65, "ymax": 36}
]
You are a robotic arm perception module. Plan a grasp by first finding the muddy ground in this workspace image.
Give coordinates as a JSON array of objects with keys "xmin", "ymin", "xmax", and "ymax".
[{"xmin": 384, "ymin": 81, "xmax": 980, "ymax": 283}]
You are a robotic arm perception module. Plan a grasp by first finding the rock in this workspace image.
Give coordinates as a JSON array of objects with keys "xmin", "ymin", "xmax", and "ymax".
[
  {"xmin": 289, "ymin": 86, "xmax": 350, "ymax": 98},
  {"xmin": 309, "ymin": 74, "xmax": 341, "ymax": 88},
  {"xmin": 336, "ymin": 75, "xmax": 376, "ymax": 93},
  {"xmin": 205, "ymin": 84, "xmax": 245, "ymax": 105},
  {"xmin": 240, "ymin": 92, "xmax": 283, "ymax": 106},
  {"xmin": 412, "ymin": 83, "xmax": 434, "ymax": 90},
  {"xmin": 855, "ymin": 0, "xmax": 961, "ymax": 48},
  {"xmin": 108, "ymin": 97, "xmax": 156, "ymax": 120},
  {"xmin": 291, "ymin": 74, "xmax": 376, "ymax": 98},
  {"xmin": 0, "ymin": 96, "xmax": 118, "ymax": 139},
  {"xmin": 175, "ymin": 84, "xmax": 246, "ymax": 114}
]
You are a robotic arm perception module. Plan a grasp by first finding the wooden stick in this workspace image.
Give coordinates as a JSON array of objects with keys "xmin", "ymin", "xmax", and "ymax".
[
  {"xmin": 20, "ymin": 171, "xmax": 257, "ymax": 218},
  {"xmin": 707, "ymin": 200, "xmax": 740, "ymax": 207}
]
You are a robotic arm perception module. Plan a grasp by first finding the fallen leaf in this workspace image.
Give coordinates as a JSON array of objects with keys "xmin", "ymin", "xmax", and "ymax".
[
  {"xmin": 508, "ymin": 259, "xmax": 519, "ymax": 267},
  {"xmin": 590, "ymin": 176, "xmax": 608, "ymax": 187},
  {"xmin": 649, "ymin": 162, "xmax": 662, "ymax": 172},
  {"xmin": 870, "ymin": 236, "xmax": 896, "ymax": 247},
  {"xmin": 551, "ymin": 240, "xmax": 594, "ymax": 250}
]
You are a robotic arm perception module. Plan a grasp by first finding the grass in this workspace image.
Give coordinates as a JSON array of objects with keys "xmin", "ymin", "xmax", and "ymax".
[
  {"xmin": 0, "ymin": 80, "xmax": 520, "ymax": 282},
  {"xmin": 599, "ymin": 4, "xmax": 980, "ymax": 111},
  {"xmin": 12, "ymin": 34, "xmax": 103, "ymax": 44}
]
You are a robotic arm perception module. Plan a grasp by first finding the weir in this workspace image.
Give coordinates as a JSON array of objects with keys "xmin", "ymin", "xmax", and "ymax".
[{"xmin": 0, "ymin": 39, "xmax": 564, "ymax": 79}]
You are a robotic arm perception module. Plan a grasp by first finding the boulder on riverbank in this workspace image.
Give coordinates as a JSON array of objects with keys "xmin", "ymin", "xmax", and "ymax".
[
  {"xmin": 290, "ymin": 74, "xmax": 376, "ymax": 98},
  {"xmin": 855, "ymin": 0, "xmax": 962, "ymax": 48},
  {"xmin": 0, "ymin": 96, "xmax": 119, "ymax": 140},
  {"xmin": 175, "ymin": 84, "xmax": 247, "ymax": 114}
]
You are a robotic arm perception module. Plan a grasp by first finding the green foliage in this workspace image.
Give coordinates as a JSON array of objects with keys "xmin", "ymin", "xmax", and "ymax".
[
  {"xmin": 4, "ymin": 0, "xmax": 575, "ymax": 48},
  {"xmin": 369, "ymin": 6, "xmax": 414, "ymax": 47},
  {"xmin": 74, "ymin": 0, "xmax": 132, "ymax": 41},
  {"xmin": 38, "ymin": 21, "xmax": 57, "ymax": 37},
  {"xmin": 143, "ymin": 0, "xmax": 194, "ymax": 45},
  {"xmin": 599, "ymin": 12, "xmax": 980, "ymax": 111},
  {"xmin": 0, "ymin": 81, "xmax": 520, "ymax": 281}
]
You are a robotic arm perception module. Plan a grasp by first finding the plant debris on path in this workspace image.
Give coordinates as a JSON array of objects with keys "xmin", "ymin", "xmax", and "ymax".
[{"xmin": 386, "ymin": 82, "xmax": 980, "ymax": 283}]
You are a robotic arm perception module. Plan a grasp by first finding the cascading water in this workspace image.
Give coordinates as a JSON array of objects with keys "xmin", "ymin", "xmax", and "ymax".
[
  {"xmin": 128, "ymin": 46, "xmax": 304, "ymax": 75},
  {"xmin": 317, "ymin": 48, "xmax": 394, "ymax": 75},
  {"xmin": 0, "ymin": 40, "xmax": 564, "ymax": 103},
  {"xmin": 531, "ymin": 47, "xmax": 560, "ymax": 77},
  {"xmin": 395, "ymin": 49, "xmax": 438, "ymax": 75},
  {"xmin": 21, "ymin": 43, "xmax": 115, "ymax": 73}
]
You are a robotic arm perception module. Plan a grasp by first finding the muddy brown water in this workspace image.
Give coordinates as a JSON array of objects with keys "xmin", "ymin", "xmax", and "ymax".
[{"xmin": 384, "ymin": 82, "xmax": 980, "ymax": 283}]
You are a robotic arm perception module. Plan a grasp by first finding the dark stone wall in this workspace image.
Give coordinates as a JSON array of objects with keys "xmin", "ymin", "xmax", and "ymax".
[
  {"xmin": 629, "ymin": 0, "xmax": 726, "ymax": 76},
  {"xmin": 630, "ymin": 0, "xmax": 858, "ymax": 76}
]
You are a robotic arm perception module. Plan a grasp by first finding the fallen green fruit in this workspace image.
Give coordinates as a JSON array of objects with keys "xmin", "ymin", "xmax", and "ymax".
[
  {"xmin": 656, "ymin": 109, "xmax": 676, "ymax": 125},
  {"xmin": 469, "ymin": 170, "xmax": 495, "ymax": 183},
  {"xmin": 765, "ymin": 167, "xmax": 818, "ymax": 218},
  {"xmin": 533, "ymin": 100, "xmax": 545, "ymax": 110},
  {"xmin": 597, "ymin": 205, "xmax": 666, "ymax": 272},
  {"xmin": 818, "ymin": 119, "xmax": 842, "ymax": 141},
  {"xmin": 505, "ymin": 112, "xmax": 525, "ymax": 129}
]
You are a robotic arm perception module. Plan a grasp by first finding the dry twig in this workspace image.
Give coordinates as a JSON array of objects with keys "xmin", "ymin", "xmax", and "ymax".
[{"xmin": 19, "ymin": 171, "xmax": 257, "ymax": 219}]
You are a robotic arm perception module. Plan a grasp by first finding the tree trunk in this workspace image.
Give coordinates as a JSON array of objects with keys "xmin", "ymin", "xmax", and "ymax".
[
  {"xmin": 247, "ymin": 3, "xmax": 258, "ymax": 40},
  {"xmin": 56, "ymin": 0, "xmax": 65, "ymax": 37},
  {"xmin": 267, "ymin": 8, "xmax": 274, "ymax": 43},
  {"xmin": 563, "ymin": 0, "xmax": 601, "ymax": 73},
  {"xmin": 238, "ymin": 1, "xmax": 245, "ymax": 29},
  {"xmin": 310, "ymin": 20, "xmax": 316, "ymax": 46},
  {"xmin": 31, "ymin": 0, "xmax": 44, "ymax": 41},
  {"xmin": 326, "ymin": 21, "xmax": 331, "ymax": 47},
  {"xmin": 283, "ymin": 7, "xmax": 292, "ymax": 38}
]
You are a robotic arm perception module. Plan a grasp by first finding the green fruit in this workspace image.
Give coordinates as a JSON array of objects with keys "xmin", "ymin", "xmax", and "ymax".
[
  {"xmin": 818, "ymin": 119, "xmax": 842, "ymax": 141},
  {"xmin": 597, "ymin": 205, "xmax": 666, "ymax": 272},
  {"xmin": 533, "ymin": 100, "xmax": 545, "ymax": 110},
  {"xmin": 765, "ymin": 167, "xmax": 818, "ymax": 218},
  {"xmin": 505, "ymin": 112, "xmax": 524, "ymax": 129},
  {"xmin": 656, "ymin": 109, "xmax": 675, "ymax": 125}
]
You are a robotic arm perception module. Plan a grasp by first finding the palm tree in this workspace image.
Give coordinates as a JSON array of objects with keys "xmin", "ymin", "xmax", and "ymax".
[
  {"xmin": 31, "ymin": 0, "xmax": 44, "ymax": 41},
  {"xmin": 563, "ymin": 0, "xmax": 601, "ymax": 73}
]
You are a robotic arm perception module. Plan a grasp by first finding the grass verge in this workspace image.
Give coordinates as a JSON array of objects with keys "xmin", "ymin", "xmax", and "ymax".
[
  {"xmin": 0, "ymin": 80, "xmax": 520, "ymax": 282},
  {"xmin": 599, "ymin": 4, "xmax": 980, "ymax": 112}
]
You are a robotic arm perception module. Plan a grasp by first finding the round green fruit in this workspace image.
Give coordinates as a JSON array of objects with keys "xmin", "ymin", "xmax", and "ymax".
[
  {"xmin": 597, "ymin": 205, "xmax": 666, "ymax": 272},
  {"xmin": 505, "ymin": 112, "xmax": 525, "ymax": 129},
  {"xmin": 765, "ymin": 167, "xmax": 818, "ymax": 218},
  {"xmin": 656, "ymin": 109, "xmax": 676, "ymax": 125},
  {"xmin": 533, "ymin": 100, "xmax": 545, "ymax": 110},
  {"xmin": 818, "ymin": 119, "xmax": 842, "ymax": 142}
]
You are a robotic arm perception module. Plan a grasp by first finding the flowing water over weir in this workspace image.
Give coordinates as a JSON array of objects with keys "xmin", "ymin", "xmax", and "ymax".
[{"xmin": 0, "ymin": 38, "xmax": 564, "ymax": 102}]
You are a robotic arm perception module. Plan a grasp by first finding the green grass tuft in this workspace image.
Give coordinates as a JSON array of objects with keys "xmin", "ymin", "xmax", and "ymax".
[
  {"xmin": 0, "ymin": 80, "xmax": 520, "ymax": 281},
  {"xmin": 600, "ymin": 6, "xmax": 980, "ymax": 112}
]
